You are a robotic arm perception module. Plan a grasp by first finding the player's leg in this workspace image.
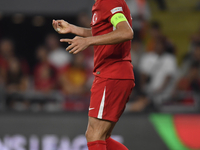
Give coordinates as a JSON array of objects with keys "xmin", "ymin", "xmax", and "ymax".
[
  {"xmin": 86, "ymin": 117, "xmax": 115, "ymax": 150},
  {"xmin": 105, "ymin": 120, "xmax": 129, "ymax": 150},
  {"xmin": 86, "ymin": 117, "xmax": 115, "ymax": 142},
  {"xmin": 105, "ymin": 121, "xmax": 116, "ymax": 139},
  {"xmin": 86, "ymin": 116, "xmax": 129, "ymax": 150},
  {"xmin": 106, "ymin": 137, "xmax": 128, "ymax": 150},
  {"xmin": 87, "ymin": 77, "xmax": 135, "ymax": 150}
]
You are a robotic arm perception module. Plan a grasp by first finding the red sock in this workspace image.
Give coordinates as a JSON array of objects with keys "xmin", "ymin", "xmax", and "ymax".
[
  {"xmin": 106, "ymin": 137, "xmax": 128, "ymax": 150},
  {"xmin": 87, "ymin": 140, "xmax": 107, "ymax": 150}
]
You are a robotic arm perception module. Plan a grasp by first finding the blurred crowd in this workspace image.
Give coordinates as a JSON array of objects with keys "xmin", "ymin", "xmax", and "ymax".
[
  {"xmin": 127, "ymin": 21, "xmax": 200, "ymax": 112},
  {"xmin": 0, "ymin": 0, "xmax": 200, "ymax": 113},
  {"xmin": 0, "ymin": 33, "xmax": 94, "ymax": 112}
]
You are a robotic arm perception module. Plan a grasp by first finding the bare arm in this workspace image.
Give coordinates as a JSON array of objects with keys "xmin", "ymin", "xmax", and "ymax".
[
  {"xmin": 70, "ymin": 24, "xmax": 92, "ymax": 37},
  {"xmin": 87, "ymin": 21, "xmax": 133, "ymax": 45},
  {"xmin": 52, "ymin": 20, "xmax": 92, "ymax": 37},
  {"xmin": 61, "ymin": 21, "xmax": 134, "ymax": 54}
]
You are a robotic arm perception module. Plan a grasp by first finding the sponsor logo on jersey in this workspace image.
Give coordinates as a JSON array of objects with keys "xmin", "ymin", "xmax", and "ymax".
[{"xmin": 111, "ymin": 7, "xmax": 123, "ymax": 14}]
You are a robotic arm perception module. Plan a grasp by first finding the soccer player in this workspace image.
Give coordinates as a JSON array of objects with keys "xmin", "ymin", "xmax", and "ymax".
[{"xmin": 52, "ymin": 0, "xmax": 135, "ymax": 149}]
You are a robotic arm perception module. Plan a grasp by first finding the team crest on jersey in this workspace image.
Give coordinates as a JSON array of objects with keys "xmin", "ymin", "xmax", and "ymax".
[
  {"xmin": 92, "ymin": 13, "xmax": 98, "ymax": 25},
  {"xmin": 111, "ymin": 7, "xmax": 123, "ymax": 14}
]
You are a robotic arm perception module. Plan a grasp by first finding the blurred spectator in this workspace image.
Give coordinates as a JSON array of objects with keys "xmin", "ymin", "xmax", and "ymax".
[
  {"xmin": 130, "ymin": 39, "xmax": 144, "ymax": 95},
  {"xmin": 146, "ymin": 21, "xmax": 176, "ymax": 54},
  {"xmin": 131, "ymin": 39, "xmax": 145, "ymax": 68},
  {"xmin": 45, "ymin": 33, "xmax": 72, "ymax": 69},
  {"xmin": 34, "ymin": 46, "xmax": 56, "ymax": 93},
  {"xmin": 0, "ymin": 38, "xmax": 29, "ymax": 84},
  {"xmin": 0, "ymin": 38, "xmax": 30, "ymax": 111},
  {"xmin": 139, "ymin": 39, "xmax": 177, "ymax": 104},
  {"xmin": 190, "ymin": 26, "xmax": 200, "ymax": 50},
  {"xmin": 173, "ymin": 62, "xmax": 200, "ymax": 105},
  {"xmin": 126, "ymin": 39, "xmax": 177, "ymax": 112},
  {"xmin": 6, "ymin": 57, "xmax": 28, "ymax": 92},
  {"xmin": 58, "ymin": 53, "xmax": 90, "ymax": 111},
  {"xmin": 0, "ymin": 38, "xmax": 15, "ymax": 59},
  {"xmin": 181, "ymin": 43, "xmax": 200, "ymax": 76},
  {"xmin": 126, "ymin": 0, "xmax": 151, "ymax": 40},
  {"xmin": 58, "ymin": 53, "xmax": 89, "ymax": 95},
  {"xmin": 0, "ymin": 38, "xmax": 15, "ymax": 84}
]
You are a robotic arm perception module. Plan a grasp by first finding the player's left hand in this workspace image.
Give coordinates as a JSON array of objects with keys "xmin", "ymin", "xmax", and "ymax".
[{"xmin": 60, "ymin": 36, "xmax": 90, "ymax": 54}]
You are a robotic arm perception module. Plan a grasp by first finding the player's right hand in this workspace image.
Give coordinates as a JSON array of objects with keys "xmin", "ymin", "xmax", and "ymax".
[{"xmin": 52, "ymin": 19, "xmax": 71, "ymax": 34}]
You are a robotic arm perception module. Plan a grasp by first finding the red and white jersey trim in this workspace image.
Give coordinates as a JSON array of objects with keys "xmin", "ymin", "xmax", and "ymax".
[{"xmin": 97, "ymin": 86, "xmax": 106, "ymax": 119}]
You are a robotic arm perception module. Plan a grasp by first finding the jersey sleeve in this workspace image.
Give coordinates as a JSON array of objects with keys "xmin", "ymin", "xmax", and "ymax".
[{"xmin": 100, "ymin": 0, "xmax": 127, "ymax": 26}]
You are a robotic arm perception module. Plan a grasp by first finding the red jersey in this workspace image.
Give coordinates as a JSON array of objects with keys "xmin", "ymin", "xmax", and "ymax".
[{"xmin": 91, "ymin": 0, "xmax": 134, "ymax": 79}]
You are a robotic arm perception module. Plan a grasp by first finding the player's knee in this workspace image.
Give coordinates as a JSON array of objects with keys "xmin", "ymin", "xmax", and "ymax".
[
  {"xmin": 85, "ymin": 125, "xmax": 95, "ymax": 140},
  {"xmin": 85, "ymin": 128, "xmax": 91, "ymax": 140},
  {"xmin": 85, "ymin": 125, "xmax": 107, "ymax": 141}
]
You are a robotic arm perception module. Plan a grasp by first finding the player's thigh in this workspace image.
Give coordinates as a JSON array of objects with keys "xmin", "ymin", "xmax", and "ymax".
[{"xmin": 89, "ymin": 77, "xmax": 135, "ymax": 122}]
